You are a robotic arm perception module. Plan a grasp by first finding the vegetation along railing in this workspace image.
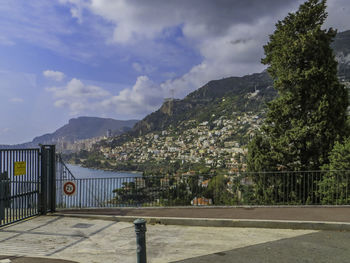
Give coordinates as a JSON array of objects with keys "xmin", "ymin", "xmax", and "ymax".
[{"xmin": 55, "ymin": 170, "xmax": 350, "ymax": 208}]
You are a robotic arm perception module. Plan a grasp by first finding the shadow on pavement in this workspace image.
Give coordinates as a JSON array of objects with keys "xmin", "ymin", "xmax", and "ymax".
[{"xmin": 174, "ymin": 231, "xmax": 350, "ymax": 263}]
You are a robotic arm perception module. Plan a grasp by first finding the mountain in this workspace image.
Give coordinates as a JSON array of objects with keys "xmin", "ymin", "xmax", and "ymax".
[
  {"xmin": 132, "ymin": 71, "xmax": 274, "ymax": 137},
  {"xmin": 126, "ymin": 30, "xmax": 350, "ymax": 138},
  {"xmin": 78, "ymin": 30, "xmax": 350, "ymax": 172},
  {"xmin": 0, "ymin": 117, "xmax": 138, "ymax": 149},
  {"xmin": 32, "ymin": 117, "xmax": 138, "ymax": 145}
]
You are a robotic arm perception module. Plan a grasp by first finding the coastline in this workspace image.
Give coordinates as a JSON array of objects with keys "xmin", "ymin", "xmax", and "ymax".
[{"xmin": 67, "ymin": 162, "xmax": 143, "ymax": 175}]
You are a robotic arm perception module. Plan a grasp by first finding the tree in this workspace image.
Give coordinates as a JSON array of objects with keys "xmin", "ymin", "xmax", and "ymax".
[
  {"xmin": 248, "ymin": 0, "xmax": 349, "ymax": 172},
  {"xmin": 319, "ymin": 138, "xmax": 350, "ymax": 204}
]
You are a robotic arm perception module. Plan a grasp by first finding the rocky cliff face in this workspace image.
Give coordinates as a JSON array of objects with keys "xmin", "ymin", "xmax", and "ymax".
[{"xmin": 131, "ymin": 71, "xmax": 274, "ymax": 136}]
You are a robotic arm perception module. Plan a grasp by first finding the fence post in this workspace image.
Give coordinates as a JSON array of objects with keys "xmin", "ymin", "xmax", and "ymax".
[
  {"xmin": 134, "ymin": 218, "xmax": 147, "ymax": 263},
  {"xmin": 49, "ymin": 145, "xmax": 56, "ymax": 213},
  {"xmin": 40, "ymin": 145, "xmax": 56, "ymax": 214},
  {"xmin": 0, "ymin": 172, "xmax": 10, "ymax": 221}
]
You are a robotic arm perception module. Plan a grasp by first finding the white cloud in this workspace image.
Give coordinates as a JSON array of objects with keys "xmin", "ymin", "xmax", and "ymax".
[
  {"xmin": 46, "ymin": 78, "xmax": 111, "ymax": 115},
  {"xmin": 47, "ymin": 76, "xmax": 165, "ymax": 118},
  {"xmin": 10, "ymin": 97, "xmax": 24, "ymax": 103},
  {"xmin": 43, "ymin": 70, "xmax": 65, "ymax": 82},
  {"xmin": 55, "ymin": 0, "xmax": 350, "ymax": 117},
  {"xmin": 59, "ymin": 0, "xmax": 85, "ymax": 23},
  {"xmin": 59, "ymin": 0, "xmax": 303, "ymax": 100},
  {"xmin": 132, "ymin": 62, "xmax": 156, "ymax": 74},
  {"xmin": 47, "ymin": 78, "xmax": 110, "ymax": 98},
  {"xmin": 101, "ymin": 76, "xmax": 164, "ymax": 115}
]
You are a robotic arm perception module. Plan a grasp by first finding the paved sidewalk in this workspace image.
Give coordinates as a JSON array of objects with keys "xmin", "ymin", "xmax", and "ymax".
[
  {"xmin": 2, "ymin": 207, "xmax": 350, "ymax": 262},
  {"xmin": 0, "ymin": 215, "xmax": 317, "ymax": 263},
  {"xmin": 58, "ymin": 206, "xmax": 350, "ymax": 222}
]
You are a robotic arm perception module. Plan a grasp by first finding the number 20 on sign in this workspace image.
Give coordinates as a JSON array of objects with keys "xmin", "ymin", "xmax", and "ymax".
[{"xmin": 63, "ymin": 181, "xmax": 76, "ymax": 196}]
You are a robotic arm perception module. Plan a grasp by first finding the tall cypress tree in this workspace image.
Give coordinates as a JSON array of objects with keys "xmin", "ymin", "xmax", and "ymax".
[{"xmin": 248, "ymin": 0, "xmax": 349, "ymax": 172}]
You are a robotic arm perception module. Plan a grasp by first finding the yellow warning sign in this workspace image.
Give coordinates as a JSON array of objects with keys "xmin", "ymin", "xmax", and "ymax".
[{"xmin": 14, "ymin": 161, "xmax": 26, "ymax": 176}]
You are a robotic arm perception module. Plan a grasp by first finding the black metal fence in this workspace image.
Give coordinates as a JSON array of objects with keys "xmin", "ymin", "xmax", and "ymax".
[
  {"xmin": 0, "ymin": 149, "xmax": 40, "ymax": 226},
  {"xmin": 55, "ymin": 170, "xmax": 350, "ymax": 208}
]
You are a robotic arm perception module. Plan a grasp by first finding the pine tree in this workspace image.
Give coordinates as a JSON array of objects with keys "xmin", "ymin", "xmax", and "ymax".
[{"xmin": 248, "ymin": 0, "xmax": 349, "ymax": 172}]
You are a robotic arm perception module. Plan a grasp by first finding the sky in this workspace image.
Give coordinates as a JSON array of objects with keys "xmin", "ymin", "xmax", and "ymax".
[{"xmin": 0, "ymin": 0, "xmax": 349, "ymax": 144}]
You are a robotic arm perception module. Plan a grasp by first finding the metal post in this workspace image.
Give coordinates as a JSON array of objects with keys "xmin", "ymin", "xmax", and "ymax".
[
  {"xmin": 49, "ymin": 145, "xmax": 56, "ymax": 213},
  {"xmin": 40, "ymin": 145, "xmax": 56, "ymax": 214},
  {"xmin": 134, "ymin": 218, "xmax": 147, "ymax": 263},
  {"xmin": 40, "ymin": 145, "xmax": 48, "ymax": 215},
  {"xmin": 0, "ymin": 172, "xmax": 10, "ymax": 222}
]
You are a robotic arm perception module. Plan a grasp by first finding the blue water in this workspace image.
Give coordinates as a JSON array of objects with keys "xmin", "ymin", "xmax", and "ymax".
[
  {"xmin": 66, "ymin": 164, "xmax": 141, "ymax": 179},
  {"xmin": 57, "ymin": 165, "xmax": 142, "ymax": 208}
]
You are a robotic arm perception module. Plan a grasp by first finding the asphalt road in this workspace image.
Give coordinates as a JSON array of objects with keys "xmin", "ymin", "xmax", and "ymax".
[{"xmin": 174, "ymin": 230, "xmax": 350, "ymax": 263}]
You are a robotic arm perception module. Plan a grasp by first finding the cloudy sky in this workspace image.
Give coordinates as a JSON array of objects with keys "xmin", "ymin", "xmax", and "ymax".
[{"xmin": 0, "ymin": 0, "xmax": 349, "ymax": 144}]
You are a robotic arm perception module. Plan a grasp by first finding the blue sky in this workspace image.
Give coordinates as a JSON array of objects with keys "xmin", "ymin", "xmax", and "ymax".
[{"xmin": 0, "ymin": 0, "xmax": 349, "ymax": 144}]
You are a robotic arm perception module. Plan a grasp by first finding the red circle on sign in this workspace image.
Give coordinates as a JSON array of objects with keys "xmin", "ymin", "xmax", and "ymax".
[{"xmin": 63, "ymin": 181, "xmax": 76, "ymax": 196}]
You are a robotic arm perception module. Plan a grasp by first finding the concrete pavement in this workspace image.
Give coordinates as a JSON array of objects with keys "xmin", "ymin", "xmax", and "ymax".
[{"xmin": 0, "ymin": 215, "xmax": 319, "ymax": 263}]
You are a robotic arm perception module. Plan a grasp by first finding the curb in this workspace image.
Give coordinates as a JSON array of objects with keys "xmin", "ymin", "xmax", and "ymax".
[
  {"xmin": 52, "ymin": 213, "xmax": 350, "ymax": 231},
  {"xmin": 56, "ymin": 205, "xmax": 350, "ymax": 209}
]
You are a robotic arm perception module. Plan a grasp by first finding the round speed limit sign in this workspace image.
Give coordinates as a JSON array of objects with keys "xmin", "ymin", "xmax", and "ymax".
[{"xmin": 63, "ymin": 181, "xmax": 76, "ymax": 196}]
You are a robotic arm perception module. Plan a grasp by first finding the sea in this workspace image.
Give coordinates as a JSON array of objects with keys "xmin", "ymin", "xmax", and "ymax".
[
  {"xmin": 65, "ymin": 164, "xmax": 141, "ymax": 179},
  {"xmin": 58, "ymin": 164, "xmax": 142, "ymax": 208}
]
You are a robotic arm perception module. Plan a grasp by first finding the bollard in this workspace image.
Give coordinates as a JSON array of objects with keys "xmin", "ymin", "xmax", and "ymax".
[{"xmin": 134, "ymin": 218, "xmax": 147, "ymax": 263}]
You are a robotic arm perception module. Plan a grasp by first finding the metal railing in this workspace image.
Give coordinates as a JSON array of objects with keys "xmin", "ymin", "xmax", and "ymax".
[
  {"xmin": 55, "ymin": 170, "xmax": 350, "ymax": 208},
  {"xmin": 56, "ymin": 155, "xmax": 125, "ymax": 208}
]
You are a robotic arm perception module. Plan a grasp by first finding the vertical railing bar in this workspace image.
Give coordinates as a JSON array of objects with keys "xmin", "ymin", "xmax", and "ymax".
[
  {"xmin": 90, "ymin": 178, "xmax": 93, "ymax": 207},
  {"xmin": 84, "ymin": 178, "xmax": 87, "ymax": 208},
  {"xmin": 96, "ymin": 178, "xmax": 98, "ymax": 207},
  {"xmin": 336, "ymin": 171, "xmax": 339, "ymax": 205},
  {"xmin": 79, "ymin": 177, "xmax": 82, "ymax": 208},
  {"xmin": 284, "ymin": 172, "xmax": 286, "ymax": 205},
  {"xmin": 24, "ymin": 150, "xmax": 27, "ymax": 218},
  {"xmin": 333, "ymin": 171, "xmax": 336, "ymax": 205},
  {"xmin": 21, "ymin": 150, "xmax": 24, "ymax": 220},
  {"xmin": 102, "ymin": 178, "xmax": 105, "ymax": 207},
  {"xmin": 12, "ymin": 150, "xmax": 16, "ymax": 222},
  {"xmin": 114, "ymin": 177, "xmax": 117, "ymax": 207},
  {"xmin": 99, "ymin": 178, "xmax": 102, "ymax": 207},
  {"xmin": 29, "ymin": 150, "xmax": 32, "ymax": 216},
  {"xmin": 346, "ymin": 171, "xmax": 349, "ymax": 204}
]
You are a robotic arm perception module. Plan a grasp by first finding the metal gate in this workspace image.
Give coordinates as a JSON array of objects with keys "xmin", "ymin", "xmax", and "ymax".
[{"xmin": 0, "ymin": 145, "xmax": 56, "ymax": 227}]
